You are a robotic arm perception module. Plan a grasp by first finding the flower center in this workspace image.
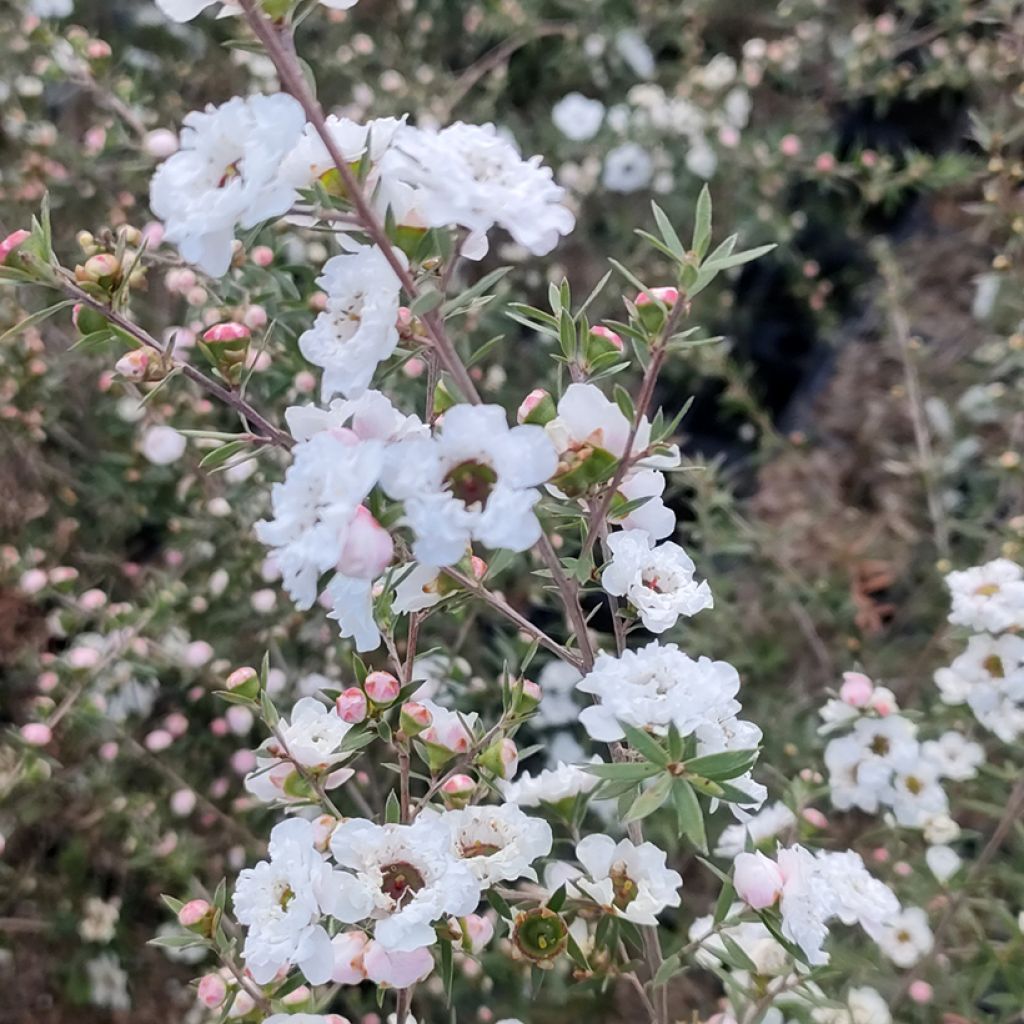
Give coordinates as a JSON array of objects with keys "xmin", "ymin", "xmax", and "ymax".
[
  {"xmin": 974, "ymin": 583, "xmax": 1000, "ymax": 597},
  {"xmin": 218, "ymin": 161, "xmax": 241, "ymax": 188},
  {"xmin": 276, "ymin": 884, "xmax": 295, "ymax": 910},
  {"xmin": 904, "ymin": 775, "xmax": 923, "ymax": 795},
  {"xmin": 445, "ymin": 460, "xmax": 497, "ymax": 508},
  {"xmin": 460, "ymin": 840, "xmax": 502, "ymax": 859},
  {"xmin": 983, "ymin": 654, "xmax": 1005, "ymax": 678},
  {"xmin": 610, "ymin": 864, "xmax": 639, "ymax": 910},
  {"xmin": 380, "ymin": 861, "xmax": 425, "ymax": 904},
  {"xmin": 869, "ymin": 734, "xmax": 890, "ymax": 756}
]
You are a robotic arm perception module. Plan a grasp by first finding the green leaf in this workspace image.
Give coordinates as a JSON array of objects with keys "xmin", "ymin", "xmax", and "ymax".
[
  {"xmin": 440, "ymin": 938, "xmax": 454, "ymax": 1005},
  {"xmin": 672, "ymin": 780, "xmax": 708, "ymax": 852},
  {"xmin": 441, "ymin": 267, "xmax": 511, "ymax": 317},
  {"xmin": 583, "ymin": 761, "xmax": 662, "ymax": 782},
  {"xmin": 692, "ymin": 184, "xmax": 713, "ymax": 260},
  {"xmin": 486, "ymin": 889, "xmax": 513, "ymax": 921},
  {"xmin": 706, "ymin": 243, "xmax": 777, "ymax": 273},
  {"xmin": 713, "ymin": 880, "xmax": 736, "ymax": 924},
  {"xmin": 465, "ymin": 333, "xmax": 505, "ymax": 368},
  {"xmin": 547, "ymin": 884, "xmax": 567, "ymax": 913},
  {"xmin": 410, "ymin": 288, "xmax": 443, "ymax": 316},
  {"xmin": 259, "ymin": 690, "xmax": 280, "ymax": 729},
  {"xmin": 652, "ymin": 952, "xmax": 682, "ymax": 988},
  {"xmin": 0, "ymin": 299, "xmax": 75, "ymax": 346},
  {"xmin": 199, "ymin": 439, "xmax": 248, "ymax": 470},
  {"xmin": 160, "ymin": 894, "xmax": 185, "ymax": 915},
  {"xmin": 624, "ymin": 773, "xmax": 672, "ymax": 823},
  {"xmin": 385, "ymin": 789, "xmax": 401, "ymax": 824},
  {"xmin": 619, "ymin": 722, "xmax": 670, "ymax": 767},
  {"xmin": 684, "ymin": 749, "xmax": 759, "ymax": 781},
  {"xmin": 613, "ymin": 383, "xmax": 635, "ymax": 420},
  {"xmin": 652, "ymin": 201, "xmax": 686, "ymax": 260}
]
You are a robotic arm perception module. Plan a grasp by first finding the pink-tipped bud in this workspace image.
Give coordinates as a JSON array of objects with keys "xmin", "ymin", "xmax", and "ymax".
[
  {"xmin": 364, "ymin": 671, "xmax": 400, "ymax": 706},
  {"xmin": 517, "ymin": 388, "xmax": 555, "ymax": 426},
  {"xmin": 779, "ymin": 133, "xmax": 802, "ymax": 157},
  {"xmin": 336, "ymin": 687, "xmax": 368, "ymax": 724},
  {"xmin": 839, "ymin": 671, "xmax": 874, "ymax": 708},
  {"xmin": 514, "ymin": 679, "xmax": 542, "ymax": 712},
  {"xmin": 590, "ymin": 325, "xmax": 624, "ymax": 350},
  {"xmin": 226, "ymin": 666, "xmax": 257, "ymax": 690},
  {"xmin": 21, "ymin": 722, "xmax": 52, "ymax": 746},
  {"xmin": 908, "ymin": 981, "xmax": 933, "ymax": 1004},
  {"xmin": 115, "ymin": 349, "xmax": 151, "ymax": 382},
  {"xmin": 0, "ymin": 229, "xmax": 31, "ymax": 266},
  {"xmin": 177, "ymin": 899, "xmax": 212, "ymax": 929},
  {"xmin": 459, "ymin": 913, "xmax": 494, "ymax": 955},
  {"xmin": 203, "ymin": 322, "xmax": 250, "ymax": 345},
  {"xmin": 77, "ymin": 252, "xmax": 120, "ymax": 284},
  {"xmin": 440, "ymin": 773, "xmax": 476, "ymax": 809},
  {"xmin": 815, "ymin": 152, "xmax": 836, "ymax": 173},
  {"xmin": 469, "ymin": 555, "xmax": 487, "ymax": 581},
  {"xmin": 399, "ymin": 701, "xmax": 432, "ymax": 738},
  {"xmin": 144, "ymin": 129, "xmax": 179, "ymax": 159},
  {"xmin": 251, "ymin": 246, "xmax": 274, "ymax": 268},
  {"xmin": 733, "ymin": 851, "xmax": 785, "ymax": 910},
  {"xmin": 197, "ymin": 973, "xmax": 228, "ymax": 1008},
  {"xmin": 282, "ymin": 985, "xmax": 311, "ymax": 1006},
  {"xmin": 636, "ymin": 286, "xmax": 680, "ymax": 308},
  {"xmin": 338, "ymin": 507, "xmax": 393, "ymax": 580},
  {"xmin": 478, "ymin": 737, "xmax": 518, "ymax": 780},
  {"xmin": 801, "ymin": 807, "xmax": 828, "ymax": 829}
]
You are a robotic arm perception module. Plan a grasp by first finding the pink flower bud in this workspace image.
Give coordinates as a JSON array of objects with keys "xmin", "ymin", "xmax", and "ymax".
[
  {"xmin": 145, "ymin": 729, "xmax": 174, "ymax": 752},
  {"xmin": 459, "ymin": 913, "xmax": 494, "ymax": 954},
  {"xmin": 171, "ymin": 789, "xmax": 197, "ymax": 817},
  {"xmin": 478, "ymin": 737, "xmax": 518, "ymax": 780},
  {"xmin": 331, "ymin": 930, "xmax": 369, "ymax": 985},
  {"xmin": 733, "ymin": 851, "xmax": 785, "ymax": 910},
  {"xmin": 178, "ymin": 899, "xmax": 211, "ymax": 928},
  {"xmin": 400, "ymin": 701, "xmax": 432, "ymax": 737},
  {"xmin": 517, "ymin": 388, "xmax": 552, "ymax": 425},
  {"xmin": 21, "ymin": 723, "xmax": 52, "ymax": 746},
  {"xmin": 203, "ymin": 322, "xmax": 250, "ymax": 344},
  {"xmin": 894, "ymin": 860, "xmax": 912, "ymax": 877},
  {"xmin": 78, "ymin": 253, "xmax": 120, "ymax": 283},
  {"xmin": 99, "ymin": 741, "xmax": 119, "ymax": 761},
  {"xmin": 197, "ymin": 973, "xmax": 227, "ymax": 1008},
  {"xmin": 226, "ymin": 666, "xmax": 258, "ymax": 691},
  {"xmin": 0, "ymin": 229, "xmax": 31, "ymax": 266},
  {"xmin": 294, "ymin": 370, "xmax": 317, "ymax": 393},
  {"xmin": 337, "ymin": 687, "xmax": 368, "ymax": 724},
  {"xmin": 363, "ymin": 942, "xmax": 433, "ymax": 988},
  {"xmin": 402, "ymin": 356, "xmax": 425, "ymax": 378},
  {"xmin": 250, "ymin": 246, "xmax": 274, "ymax": 267},
  {"xmin": 68, "ymin": 645, "xmax": 100, "ymax": 670},
  {"xmin": 365, "ymin": 671, "xmax": 400, "ymax": 706},
  {"xmin": 441, "ymin": 773, "xmax": 476, "ymax": 809},
  {"xmin": 470, "ymin": 555, "xmax": 487, "ymax": 581},
  {"xmin": 19, "ymin": 568, "xmax": 48, "ymax": 594},
  {"xmin": 801, "ymin": 807, "xmax": 828, "ymax": 829},
  {"xmin": 815, "ymin": 152, "xmax": 836, "ymax": 173},
  {"xmin": 590, "ymin": 325, "xmax": 624, "ymax": 350},
  {"xmin": 780, "ymin": 134, "xmax": 802, "ymax": 157},
  {"xmin": 115, "ymin": 349, "xmax": 151, "ymax": 381},
  {"xmin": 78, "ymin": 588, "xmax": 107, "ymax": 611},
  {"xmin": 839, "ymin": 671, "xmax": 873, "ymax": 708},
  {"xmin": 144, "ymin": 129, "xmax": 179, "ymax": 159},
  {"xmin": 336, "ymin": 507, "xmax": 394, "ymax": 580},
  {"xmin": 636, "ymin": 286, "xmax": 680, "ymax": 308},
  {"xmin": 282, "ymin": 985, "xmax": 311, "ymax": 1006},
  {"xmin": 908, "ymin": 981, "xmax": 933, "ymax": 1004},
  {"xmin": 243, "ymin": 305, "xmax": 268, "ymax": 329}
]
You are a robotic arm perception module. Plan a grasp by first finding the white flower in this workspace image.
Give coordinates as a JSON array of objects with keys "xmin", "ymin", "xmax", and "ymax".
[
  {"xmin": 685, "ymin": 138, "xmax": 718, "ymax": 179},
  {"xmin": 615, "ymin": 29, "xmax": 656, "ymax": 78},
  {"xmin": 573, "ymin": 834, "xmax": 682, "ymax": 925},
  {"xmin": 923, "ymin": 812, "xmax": 961, "ymax": 845},
  {"xmin": 30, "ymin": 0, "xmax": 73, "ymax": 16},
  {"xmin": 254, "ymin": 430, "xmax": 384, "ymax": 609},
  {"xmin": 500, "ymin": 759, "xmax": 601, "ymax": 807},
  {"xmin": 270, "ymin": 696, "xmax": 351, "ymax": 769},
  {"xmin": 141, "ymin": 424, "xmax": 187, "ymax": 465},
  {"xmin": 813, "ymin": 850, "xmax": 901, "ymax": 940},
  {"xmin": 79, "ymin": 897, "xmax": 120, "ymax": 944},
  {"xmin": 601, "ymin": 529, "xmax": 712, "ymax": 633},
  {"xmin": 689, "ymin": 908, "xmax": 789, "ymax": 975},
  {"xmin": 602, "ymin": 143, "xmax": 653, "ymax": 192},
  {"xmin": 440, "ymin": 804, "xmax": 552, "ymax": 884},
  {"xmin": 329, "ymin": 818, "xmax": 480, "ymax": 951},
  {"xmin": 391, "ymin": 564, "xmax": 444, "ymax": 614},
  {"xmin": 934, "ymin": 632, "xmax": 1024, "ymax": 741},
  {"xmin": 817, "ymin": 987, "xmax": 891, "ymax": 1024},
  {"xmin": 925, "ymin": 844, "xmax": 962, "ymax": 883},
  {"xmin": 576, "ymin": 640, "xmax": 743, "ymax": 743},
  {"xmin": 715, "ymin": 801, "xmax": 796, "ymax": 858},
  {"xmin": 945, "ymin": 559, "xmax": 1024, "ymax": 633},
  {"xmin": 381, "ymin": 405, "xmax": 557, "ymax": 566},
  {"xmin": 552, "ymin": 93, "xmax": 605, "ymax": 141},
  {"xmin": 379, "ymin": 122, "xmax": 574, "ymax": 256},
  {"xmin": 887, "ymin": 760, "xmax": 948, "ymax": 828},
  {"xmin": 285, "ymin": 390, "xmax": 426, "ymax": 445},
  {"xmin": 150, "ymin": 94, "xmax": 304, "ymax": 276},
  {"xmin": 299, "ymin": 245, "xmax": 404, "ymax": 401},
  {"xmin": 234, "ymin": 818, "xmax": 367, "ymax": 984},
  {"xmin": 86, "ymin": 954, "xmax": 130, "ymax": 1011},
  {"xmin": 877, "ymin": 907, "xmax": 934, "ymax": 968},
  {"xmin": 534, "ymin": 659, "xmax": 582, "ymax": 727},
  {"xmin": 921, "ymin": 730, "xmax": 985, "ymax": 781},
  {"xmin": 823, "ymin": 715, "xmax": 919, "ymax": 815}
]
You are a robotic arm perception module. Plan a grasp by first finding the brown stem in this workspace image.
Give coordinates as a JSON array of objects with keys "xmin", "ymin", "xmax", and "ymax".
[{"xmin": 236, "ymin": 0, "xmax": 481, "ymax": 405}]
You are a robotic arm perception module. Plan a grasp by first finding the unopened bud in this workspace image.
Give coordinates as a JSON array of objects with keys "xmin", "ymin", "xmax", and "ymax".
[
  {"xmin": 478, "ymin": 737, "xmax": 518, "ymax": 779},
  {"xmin": 590, "ymin": 324, "xmax": 624, "ymax": 351},
  {"xmin": 839, "ymin": 671, "xmax": 873, "ymax": 708},
  {"xmin": 225, "ymin": 666, "xmax": 259, "ymax": 700},
  {"xmin": 513, "ymin": 679, "xmax": 542, "ymax": 714},
  {"xmin": 458, "ymin": 913, "xmax": 494, "ymax": 954},
  {"xmin": 76, "ymin": 230, "xmax": 96, "ymax": 254},
  {"xmin": 399, "ymin": 701, "xmax": 432, "ymax": 738},
  {"xmin": 517, "ymin": 388, "xmax": 556, "ymax": 426},
  {"xmin": 197, "ymin": 973, "xmax": 227, "ymax": 1008},
  {"xmin": 337, "ymin": 507, "xmax": 393, "ymax": 579},
  {"xmin": 336, "ymin": 687, "xmax": 368, "ymax": 724},
  {"xmin": 75, "ymin": 252, "xmax": 120, "ymax": 284},
  {"xmin": 1, "ymin": 229, "xmax": 31, "ymax": 266},
  {"xmin": 115, "ymin": 349, "xmax": 151, "ymax": 382},
  {"xmin": 365, "ymin": 670, "xmax": 400, "ymax": 706},
  {"xmin": 635, "ymin": 286, "xmax": 680, "ymax": 331},
  {"xmin": 178, "ymin": 898, "xmax": 212, "ymax": 929},
  {"xmin": 203, "ymin": 322, "xmax": 251, "ymax": 345},
  {"xmin": 440, "ymin": 773, "xmax": 476, "ymax": 809}
]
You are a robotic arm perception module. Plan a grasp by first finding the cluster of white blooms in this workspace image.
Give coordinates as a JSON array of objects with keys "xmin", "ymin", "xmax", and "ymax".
[
  {"xmin": 732, "ymin": 845, "xmax": 907, "ymax": 966},
  {"xmin": 576, "ymin": 641, "xmax": 765, "ymax": 810},
  {"xmin": 157, "ymin": 0, "xmax": 357, "ymax": 22},
  {"xmin": 501, "ymin": 759, "xmax": 602, "ymax": 808},
  {"xmin": 820, "ymin": 671, "xmax": 983, "ymax": 830},
  {"xmin": 935, "ymin": 559, "xmax": 1024, "ymax": 741},
  {"xmin": 235, "ymin": 804, "xmax": 553, "ymax": 981}
]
